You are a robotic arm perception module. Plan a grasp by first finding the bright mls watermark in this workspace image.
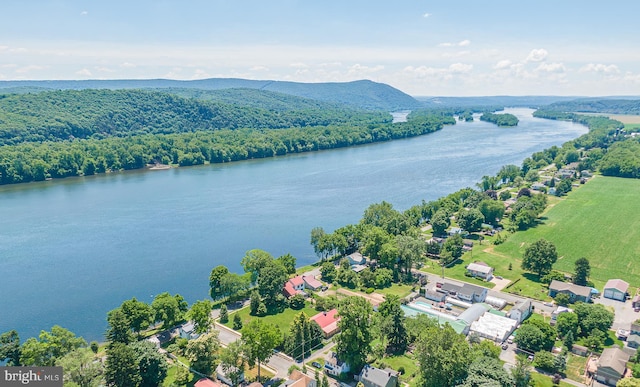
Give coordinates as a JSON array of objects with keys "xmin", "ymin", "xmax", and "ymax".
[{"xmin": 0, "ymin": 367, "xmax": 62, "ymax": 387}]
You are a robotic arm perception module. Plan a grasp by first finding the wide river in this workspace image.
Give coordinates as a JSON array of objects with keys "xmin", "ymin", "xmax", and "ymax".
[{"xmin": 0, "ymin": 108, "xmax": 586, "ymax": 341}]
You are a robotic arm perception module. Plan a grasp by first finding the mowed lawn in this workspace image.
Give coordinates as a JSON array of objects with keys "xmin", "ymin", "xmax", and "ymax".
[{"xmin": 492, "ymin": 176, "xmax": 640, "ymax": 289}]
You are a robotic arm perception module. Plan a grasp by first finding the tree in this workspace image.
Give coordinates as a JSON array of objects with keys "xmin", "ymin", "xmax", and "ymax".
[
  {"xmin": 460, "ymin": 356, "xmax": 513, "ymax": 387},
  {"xmin": 131, "ymin": 340, "xmax": 168, "ymax": 387},
  {"xmin": 174, "ymin": 366, "xmax": 192, "ymax": 386},
  {"xmin": 573, "ymin": 302, "xmax": 614, "ymax": 337},
  {"xmin": 514, "ymin": 324, "xmax": 547, "ymax": 353},
  {"xmin": 120, "ymin": 297, "xmax": 154, "ymax": 337},
  {"xmin": 241, "ymin": 320, "xmax": 281, "ymax": 380},
  {"xmin": 56, "ymin": 349, "xmax": 103, "ymax": 387},
  {"xmin": 284, "ymin": 312, "xmax": 323, "ymax": 360},
  {"xmin": 310, "ymin": 227, "xmax": 327, "ymax": 259},
  {"xmin": 90, "ymin": 341, "xmax": 99, "ymax": 354},
  {"xmin": 219, "ymin": 304, "xmax": 229, "ymax": 324},
  {"xmin": 185, "ymin": 332, "xmax": 220, "ymax": 376},
  {"xmin": 152, "ymin": 292, "xmax": 188, "ymax": 329},
  {"xmin": 470, "ymin": 340, "xmax": 501, "ymax": 360},
  {"xmin": 188, "ymin": 300, "xmax": 213, "ymax": 334},
  {"xmin": 209, "ymin": 265, "xmax": 230, "ymax": 300},
  {"xmin": 511, "ymin": 354, "xmax": 531, "ymax": 387},
  {"xmin": 554, "ymin": 293, "xmax": 571, "ymax": 306},
  {"xmin": 257, "ymin": 263, "xmax": 288, "ymax": 306},
  {"xmin": 430, "ymin": 209, "xmax": 450, "ymax": 236},
  {"xmin": 478, "ymin": 199, "xmax": 505, "ymax": 225},
  {"xmin": 618, "ymin": 378, "xmax": 640, "ymax": 387},
  {"xmin": 415, "ymin": 325, "xmax": 471, "ymax": 387},
  {"xmin": 573, "ymin": 257, "xmax": 591, "ymax": 286},
  {"xmin": 564, "ymin": 330, "xmax": 575, "ymax": 350},
  {"xmin": 106, "ymin": 308, "xmax": 134, "ymax": 345},
  {"xmin": 441, "ymin": 234, "xmax": 464, "ymax": 264},
  {"xmin": 105, "ymin": 342, "xmax": 141, "ymax": 387},
  {"xmin": 336, "ymin": 296, "xmax": 373, "ymax": 372},
  {"xmin": 233, "ymin": 314, "xmax": 243, "ymax": 330},
  {"xmin": 322, "ymin": 374, "xmax": 329, "ymax": 387},
  {"xmin": 241, "ymin": 249, "xmax": 274, "ymax": 282},
  {"xmin": 249, "ymin": 290, "xmax": 261, "ymax": 315},
  {"xmin": 521, "ymin": 239, "xmax": 558, "ymax": 278},
  {"xmin": 320, "ymin": 261, "xmax": 337, "ymax": 283},
  {"xmin": 377, "ymin": 295, "xmax": 407, "ymax": 354},
  {"xmin": 277, "ymin": 253, "xmax": 297, "ymax": 275},
  {"xmin": 0, "ymin": 330, "xmax": 21, "ymax": 365},
  {"xmin": 219, "ymin": 340, "xmax": 245, "ymax": 387},
  {"xmin": 584, "ymin": 329, "xmax": 606, "ymax": 352},
  {"xmin": 533, "ymin": 351, "xmax": 557, "ymax": 373},
  {"xmin": 457, "ymin": 209, "xmax": 484, "ymax": 233},
  {"xmin": 218, "ymin": 273, "xmax": 251, "ymax": 303},
  {"xmin": 395, "ymin": 234, "xmax": 425, "ymax": 280},
  {"xmin": 555, "ymin": 312, "xmax": 579, "ymax": 338},
  {"xmin": 20, "ymin": 325, "xmax": 87, "ymax": 366}
]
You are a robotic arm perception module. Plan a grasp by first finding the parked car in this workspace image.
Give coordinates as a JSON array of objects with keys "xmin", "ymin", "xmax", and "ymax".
[
  {"xmin": 312, "ymin": 361, "xmax": 322, "ymax": 368},
  {"xmin": 502, "ymin": 343, "xmax": 508, "ymax": 350},
  {"xmin": 507, "ymin": 335, "xmax": 514, "ymax": 344}
]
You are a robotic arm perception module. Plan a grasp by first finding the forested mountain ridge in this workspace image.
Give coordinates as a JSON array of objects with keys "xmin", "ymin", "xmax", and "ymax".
[
  {"xmin": 0, "ymin": 89, "xmax": 389, "ymax": 145},
  {"xmin": 0, "ymin": 78, "xmax": 422, "ymax": 111},
  {"xmin": 543, "ymin": 98, "xmax": 640, "ymax": 114}
]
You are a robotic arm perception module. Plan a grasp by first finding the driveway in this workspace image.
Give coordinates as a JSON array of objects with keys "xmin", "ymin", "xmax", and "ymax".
[{"xmin": 595, "ymin": 296, "xmax": 638, "ymax": 330}]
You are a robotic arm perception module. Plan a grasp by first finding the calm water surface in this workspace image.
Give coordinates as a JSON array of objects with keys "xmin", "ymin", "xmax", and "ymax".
[{"xmin": 0, "ymin": 108, "xmax": 586, "ymax": 340}]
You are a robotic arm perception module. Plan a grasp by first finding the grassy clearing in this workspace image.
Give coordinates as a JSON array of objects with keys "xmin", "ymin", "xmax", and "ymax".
[
  {"xmin": 565, "ymin": 354, "xmax": 587, "ymax": 383},
  {"xmin": 530, "ymin": 372, "xmax": 574, "ymax": 387},
  {"xmin": 380, "ymin": 283, "xmax": 416, "ymax": 298},
  {"xmin": 225, "ymin": 302, "xmax": 319, "ymax": 334},
  {"xmin": 374, "ymin": 354, "xmax": 419, "ymax": 385},
  {"xmin": 470, "ymin": 176, "xmax": 640, "ymax": 300}
]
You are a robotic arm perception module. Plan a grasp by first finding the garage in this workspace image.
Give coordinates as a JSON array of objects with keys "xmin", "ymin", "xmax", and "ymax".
[{"xmin": 603, "ymin": 279, "xmax": 629, "ymax": 301}]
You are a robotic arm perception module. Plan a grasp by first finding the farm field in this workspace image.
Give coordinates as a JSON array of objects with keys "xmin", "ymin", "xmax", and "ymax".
[{"xmin": 470, "ymin": 176, "xmax": 640, "ymax": 299}]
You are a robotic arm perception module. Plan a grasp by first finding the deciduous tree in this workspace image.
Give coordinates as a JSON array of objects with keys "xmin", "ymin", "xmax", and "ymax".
[
  {"xmin": 336, "ymin": 296, "xmax": 372, "ymax": 372},
  {"xmin": 521, "ymin": 239, "xmax": 558, "ymax": 278},
  {"xmin": 56, "ymin": 349, "xmax": 103, "ymax": 387},
  {"xmin": 241, "ymin": 320, "xmax": 281, "ymax": 380},
  {"xmin": 415, "ymin": 325, "xmax": 471, "ymax": 387},
  {"xmin": 105, "ymin": 342, "xmax": 140, "ymax": 387},
  {"xmin": 0, "ymin": 330, "xmax": 21, "ymax": 365},
  {"xmin": 188, "ymin": 300, "xmax": 213, "ymax": 334},
  {"xmin": 219, "ymin": 340, "xmax": 245, "ymax": 387},
  {"xmin": 573, "ymin": 257, "xmax": 591, "ymax": 286},
  {"xmin": 185, "ymin": 332, "xmax": 220, "ymax": 376}
]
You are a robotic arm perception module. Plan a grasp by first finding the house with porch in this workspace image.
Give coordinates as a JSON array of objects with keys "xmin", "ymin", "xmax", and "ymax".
[
  {"xmin": 358, "ymin": 365, "xmax": 399, "ymax": 387},
  {"xmin": 466, "ymin": 262, "xmax": 494, "ymax": 281},
  {"xmin": 548, "ymin": 280, "xmax": 592, "ymax": 303},
  {"xmin": 595, "ymin": 347, "xmax": 630, "ymax": 386}
]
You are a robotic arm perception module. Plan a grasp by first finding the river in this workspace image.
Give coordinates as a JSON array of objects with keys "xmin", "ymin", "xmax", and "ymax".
[{"xmin": 0, "ymin": 108, "xmax": 587, "ymax": 341}]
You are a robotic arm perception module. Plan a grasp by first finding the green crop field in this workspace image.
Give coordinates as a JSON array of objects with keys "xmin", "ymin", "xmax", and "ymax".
[{"xmin": 490, "ymin": 176, "xmax": 640, "ymax": 290}]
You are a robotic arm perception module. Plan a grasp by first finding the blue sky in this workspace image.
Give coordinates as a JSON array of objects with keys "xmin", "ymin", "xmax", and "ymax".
[{"xmin": 1, "ymin": 0, "xmax": 639, "ymax": 96}]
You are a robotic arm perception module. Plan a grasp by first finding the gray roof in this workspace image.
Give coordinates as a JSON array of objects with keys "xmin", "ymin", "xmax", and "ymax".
[
  {"xmin": 598, "ymin": 347, "xmax": 630, "ymax": 376},
  {"xmin": 513, "ymin": 299, "xmax": 532, "ymax": 313},
  {"xmin": 440, "ymin": 282, "xmax": 462, "ymax": 294},
  {"xmin": 460, "ymin": 283, "xmax": 485, "ymax": 297},
  {"xmin": 359, "ymin": 365, "xmax": 398, "ymax": 386},
  {"xmin": 549, "ymin": 280, "xmax": 592, "ymax": 298},
  {"xmin": 457, "ymin": 303, "xmax": 491, "ymax": 325}
]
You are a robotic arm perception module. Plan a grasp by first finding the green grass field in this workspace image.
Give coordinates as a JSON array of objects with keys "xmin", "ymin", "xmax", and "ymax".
[
  {"xmin": 225, "ymin": 302, "xmax": 319, "ymax": 334},
  {"xmin": 440, "ymin": 176, "xmax": 640, "ymax": 300}
]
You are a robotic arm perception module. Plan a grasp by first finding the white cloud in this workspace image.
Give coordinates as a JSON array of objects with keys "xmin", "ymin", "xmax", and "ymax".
[
  {"xmin": 348, "ymin": 64, "xmax": 384, "ymax": 76},
  {"xmin": 535, "ymin": 62, "xmax": 566, "ymax": 73},
  {"xmin": 95, "ymin": 66, "xmax": 115, "ymax": 73},
  {"xmin": 15, "ymin": 65, "xmax": 47, "ymax": 74},
  {"xmin": 191, "ymin": 69, "xmax": 210, "ymax": 79},
  {"xmin": 458, "ymin": 40, "xmax": 471, "ymax": 47},
  {"xmin": 438, "ymin": 42, "xmax": 453, "ymax": 47},
  {"xmin": 526, "ymin": 48, "xmax": 548, "ymax": 62},
  {"xmin": 449, "ymin": 63, "xmax": 473, "ymax": 73},
  {"xmin": 250, "ymin": 65, "xmax": 269, "ymax": 71},
  {"xmin": 80, "ymin": 11, "xmax": 88, "ymax": 16},
  {"xmin": 120, "ymin": 62, "xmax": 136, "ymax": 68},
  {"xmin": 438, "ymin": 40, "xmax": 470, "ymax": 48},
  {"xmin": 494, "ymin": 60, "xmax": 512, "ymax": 70},
  {"xmin": 75, "ymin": 68, "xmax": 92, "ymax": 76},
  {"xmin": 404, "ymin": 63, "xmax": 472, "ymax": 81},
  {"xmin": 579, "ymin": 63, "xmax": 620, "ymax": 74},
  {"xmin": 423, "ymin": 12, "xmax": 431, "ymax": 18},
  {"xmin": 289, "ymin": 62, "xmax": 308, "ymax": 69}
]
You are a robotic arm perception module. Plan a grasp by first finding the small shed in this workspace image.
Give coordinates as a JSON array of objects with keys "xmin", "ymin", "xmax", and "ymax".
[
  {"xmin": 628, "ymin": 334, "xmax": 640, "ymax": 349},
  {"xmin": 603, "ymin": 279, "xmax": 629, "ymax": 301}
]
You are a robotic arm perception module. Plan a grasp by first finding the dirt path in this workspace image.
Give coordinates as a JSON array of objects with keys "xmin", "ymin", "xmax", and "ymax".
[{"xmin": 336, "ymin": 287, "xmax": 385, "ymax": 306}]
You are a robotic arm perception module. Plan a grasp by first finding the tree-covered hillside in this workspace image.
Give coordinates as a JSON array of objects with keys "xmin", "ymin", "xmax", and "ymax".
[
  {"xmin": 0, "ymin": 78, "xmax": 422, "ymax": 111},
  {"xmin": 544, "ymin": 98, "xmax": 640, "ymax": 114},
  {"xmin": 0, "ymin": 89, "xmax": 389, "ymax": 145}
]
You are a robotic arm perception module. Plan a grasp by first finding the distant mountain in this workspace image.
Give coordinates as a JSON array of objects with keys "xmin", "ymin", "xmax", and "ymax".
[
  {"xmin": 415, "ymin": 96, "xmax": 581, "ymax": 108},
  {"xmin": 0, "ymin": 78, "xmax": 422, "ymax": 111}
]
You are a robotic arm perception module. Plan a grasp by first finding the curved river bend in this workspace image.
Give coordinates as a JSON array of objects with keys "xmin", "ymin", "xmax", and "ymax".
[{"xmin": 0, "ymin": 108, "xmax": 586, "ymax": 340}]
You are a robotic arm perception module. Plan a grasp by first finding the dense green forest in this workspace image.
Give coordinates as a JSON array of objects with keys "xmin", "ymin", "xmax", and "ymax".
[
  {"xmin": 543, "ymin": 98, "xmax": 640, "ymax": 114},
  {"xmin": 479, "ymin": 112, "xmax": 519, "ymax": 126},
  {"xmin": 0, "ymin": 90, "xmax": 455, "ymax": 184},
  {"xmin": 0, "ymin": 89, "xmax": 390, "ymax": 146}
]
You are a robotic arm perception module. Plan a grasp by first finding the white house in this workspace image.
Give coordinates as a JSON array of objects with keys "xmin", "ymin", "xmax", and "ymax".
[
  {"xmin": 324, "ymin": 352, "xmax": 350, "ymax": 376},
  {"xmin": 508, "ymin": 300, "xmax": 533, "ymax": 323},
  {"xmin": 466, "ymin": 262, "xmax": 494, "ymax": 280}
]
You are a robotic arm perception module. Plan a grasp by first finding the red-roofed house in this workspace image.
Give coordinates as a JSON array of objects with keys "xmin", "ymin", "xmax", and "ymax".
[
  {"xmin": 310, "ymin": 309, "xmax": 341, "ymax": 338},
  {"xmin": 283, "ymin": 276, "xmax": 305, "ymax": 298},
  {"xmin": 303, "ymin": 275, "xmax": 323, "ymax": 290},
  {"xmin": 195, "ymin": 378, "xmax": 223, "ymax": 387}
]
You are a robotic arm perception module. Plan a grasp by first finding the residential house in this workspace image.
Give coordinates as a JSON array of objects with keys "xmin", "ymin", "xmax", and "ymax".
[
  {"xmin": 194, "ymin": 379, "xmax": 223, "ymax": 387},
  {"xmin": 310, "ymin": 309, "xmax": 341, "ymax": 338},
  {"xmin": 570, "ymin": 344, "xmax": 589, "ymax": 357},
  {"xmin": 458, "ymin": 283, "xmax": 488, "ymax": 303},
  {"xmin": 628, "ymin": 334, "xmax": 640, "ymax": 349},
  {"xmin": 283, "ymin": 370, "xmax": 316, "ymax": 387},
  {"xmin": 548, "ymin": 280, "xmax": 592, "ymax": 303},
  {"xmin": 347, "ymin": 252, "xmax": 366, "ymax": 265},
  {"xmin": 423, "ymin": 288, "xmax": 446, "ymax": 303},
  {"xmin": 595, "ymin": 347, "xmax": 630, "ymax": 386},
  {"xmin": 283, "ymin": 276, "xmax": 306, "ymax": 298},
  {"xmin": 466, "ymin": 262, "xmax": 494, "ymax": 281},
  {"xmin": 508, "ymin": 299, "xmax": 533, "ymax": 323},
  {"xmin": 324, "ymin": 352, "xmax": 350, "ymax": 376},
  {"xmin": 551, "ymin": 306, "xmax": 573, "ymax": 321},
  {"xmin": 631, "ymin": 320, "xmax": 640, "ymax": 336},
  {"xmin": 531, "ymin": 183, "xmax": 546, "ymax": 191},
  {"xmin": 358, "ymin": 365, "xmax": 399, "ymax": 387},
  {"xmin": 462, "ymin": 239, "xmax": 474, "ymax": 251},
  {"xmin": 216, "ymin": 364, "xmax": 244, "ymax": 386},
  {"xmin": 302, "ymin": 275, "xmax": 323, "ymax": 291},
  {"xmin": 603, "ymin": 279, "xmax": 629, "ymax": 301},
  {"xmin": 632, "ymin": 295, "xmax": 640, "ymax": 309},
  {"xmin": 179, "ymin": 321, "xmax": 200, "ymax": 340}
]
